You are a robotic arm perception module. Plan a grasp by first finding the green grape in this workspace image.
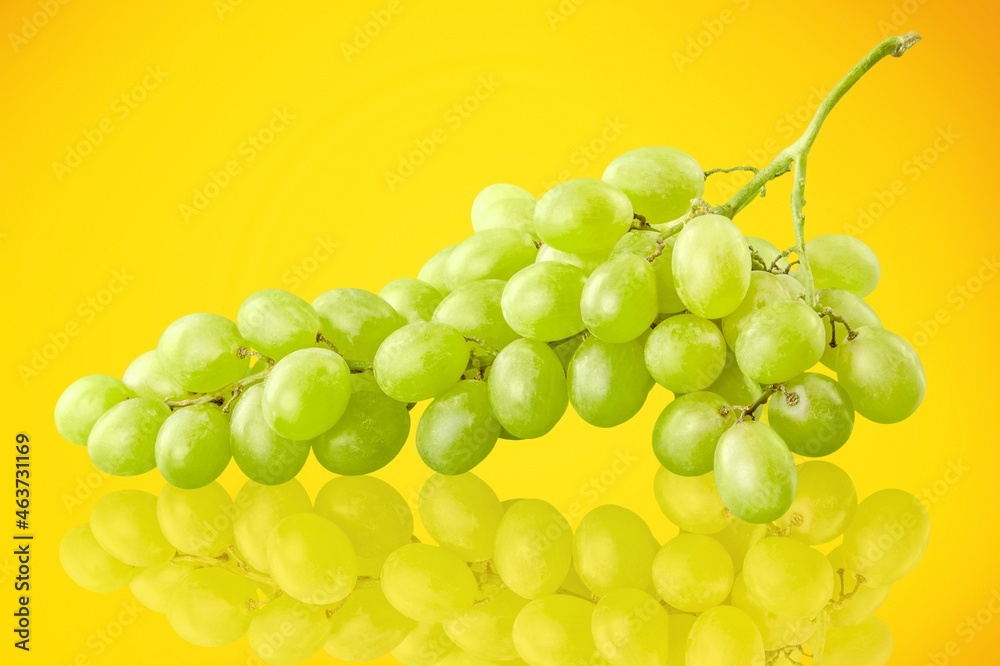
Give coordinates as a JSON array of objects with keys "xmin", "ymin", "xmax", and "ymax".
[
  {"xmin": 815, "ymin": 288, "xmax": 882, "ymax": 370},
  {"xmin": 730, "ymin": 573, "xmax": 817, "ymax": 651},
  {"xmin": 261, "ymin": 348, "xmax": 352, "ymax": 440},
  {"xmin": 645, "ymin": 315, "xmax": 727, "ymax": 393},
  {"xmin": 534, "ymin": 178, "xmax": 633, "ymax": 255},
  {"xmin": 494, "ymin": 499, "xmax": 573, "ymax": 599},
  {"xmin": 233, "ymin": 479, "xmax": 312, "ymax": 573},
  {"xmin": 512, "ymin": 595, "xmax": 601, "ymax": 666},
  {"xmin": 393, "ymin": 623, "xmax": 456, "ymax": 666},
  {"xmin": 610, "ymin": 229, "xmax": 684, "ymax": 313},
  {"xmin": 501, "ymin": 263, "xmax": 587, "ymax": 341},
  {"xmin": 803, "ymin": 234, "xmax": 880, "ymax": 297},
  {"xmin": 488, "ymin": 339, "xmax": 567, "ymax": 439},
  {"xmin": 418, "ymin": 247, "xmax": 456, "ymax": 296},
  {"xmin": 836, "ymin": 326, "xmax": 925, "ymax": 424},
  {"xmin": 157, "ymin": 482, "xmax": 235, "ymax": 557},
  {"xmin": 59, "ymin": 523, "xmax": 135, "ymax": 593},
  {"xmin": 325, "ymin": 585, "xmax": 416, "ymax": 661},
  {"xmin": 653, "ymin": 534, "xmax": 734, "ymax": 612},
  {"xmin": 416, "ymin": 380, "xmax": 500, "ymax": 475},
  {"xmin": 155, "ymin": 404, "xmax": 231, "ymax": 489},
  {"xmin": 312, "ymin": 387, "xmax": 410, "ymax": 475},
  {"xmin": 685, "ymin": 605, "xmax": 765, "ymax": 666},
  {"xmin": 472, "ymin": 183, "xmax": 534, "ymax": 224},
  {"xmin": 167, "ymin": 567, "xmax": 257, "ymax": 647},
  {"xmin": 721, "ymin": 272, "xmax": 790, "ymax": 348},
  {"xmin": 535, "ymin": 243, "xmax": 608, "ymax": 275},
  {"xmin": 446, "ymin": 229, "xmax": 538, "ymax": 289},
  {"xmin": 574, "ymin": 505, "xmax": 659, "ymax": 596},
  {"xmin": 666, "ymin": 614, "xmax": 695, "ymax": 666},
  {"xmin": 237, "ymin": 289, "xmax": 322, "ymax": 361},
  {"xmin": 772, "ymin": 461, "xmax": 857, "ymax": 545},
  {"xmin": 710, "ymin": 518, "xmax": 768, "ymax": 574},
  {"xmin": 652, "ymin": 392, "xmax": 734, "ymax": 476},
  {"xmin": 123, "ymin": 351, "xmax": 189, "ymax": 402},
  {"xmin": 418, "ymin": 473, "xmax": 503, "ymax": 561},
  {"xmin": 826, "ymin": 546, "xmax": 892, "ymax": 627},
  {"xmin": 559, "ymin": 562, "xmax": 593, "ymax": 599},
  {"xmin": 672, "ymin": 215, "xmax": 751, "ymax": 319},
  {"xmin": 130, "ymin": 560, "xmax": 196, "ymax": 612},
  {"xmin": 653, "ymin": 467, "xmax": 728, "ymax": 534},
  {"xmin": 745, "ymin": 236, "xmax": 789, "ymax": 272},
  {"xmin": 743, "ymin": 537, "xmax": 833, "ymax": 618},
  {"xmin": 373, "ymin": 321, "xmax": 469, "ymax": 402},
  {"xmin": 775, "ymin": 272, "xmax": 807, "ymax": 299},
  {"xmin": 248, "ymin": 594, "xmax": 330, "ymax": 666},
  {"xmin": 87, "ymin": 398, "xmax": 171, "ymax": 476},
  {"xmin": 381, "ymin": 278, "xmax": 446, "ymax": 323},
  {"xmin": 592, "ymin": 588, "xmax": 670, "ymax": 666},
  {"xmin": 230, "ymin": 384, "xmax": 311, "ymax": 484},
  {"xmin": 157, "ymin": 313, "xmax": 249, "ymax": 393},
  {"xmin": 90, "ymin": 489, "xmax": 174, "ymax": 566},
  {"xmin": 841, "ymin": 489, "xmax": 930, "ymax": 587},
  {"xmin": 735, "ymin": 300, "xmax": 826, "ymax": 383},
  {"xmin": 445, "ymin": 585, "xmax": 528, "ymax": 661},
  {"xmin": 818, "ymin": 617, "xmax": 893, "ymax": 666},
  {"xmin": 602, "ymin": 146, "xmax": 704, "ymax": 223},
  {"xmin": 580, "ymin": 254, "xmax": 658, "ymax": 343},
  {"xmin": 267, "ymin": 513, "xmax": 357, "ymax": 605},
  {"xmin": 567, "ymin": 335, "xmax": 653, "ymax": 427},
  {"xmin": 434, "ymin": 279, "xmax": 520, "ymax": 350},
  {"xmin": 714, "ymin": 421, "xmax": 796, "ymax": 524},
  {"xmin": 474, "ymin": 197, "xmax": 537, "ymax": 237},
  {"xmin": 381, "ymin": 544, "xmax": 478, "ymax": 622},
  {"xmin": 312, "ymin": 288, "xmax": 405, "ymax": 362},
  {"xmin": 767, "ymin": 373, "xmax": 855, "ymax": 457},
  {"xmin": 705, "ymin": 351, "xmax": 762, "ymax": 418}
]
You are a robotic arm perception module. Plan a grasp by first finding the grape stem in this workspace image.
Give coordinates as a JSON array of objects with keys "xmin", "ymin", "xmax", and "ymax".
[
  {"xmin": 163, "ymin": 369, "xmax": 270, "ymax": 410},
  {"xmin": 818, "ymin": 307, "xmax": 858, "ymax": 348},
  {"xmin": 721, "ymin": 383, "xmax": 798, "ymax": 421}
]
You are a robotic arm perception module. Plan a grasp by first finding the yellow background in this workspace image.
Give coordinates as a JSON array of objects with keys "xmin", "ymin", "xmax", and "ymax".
[{"xmin": 1, "ymin": 0, "xmax": 997, "ymax": 664}]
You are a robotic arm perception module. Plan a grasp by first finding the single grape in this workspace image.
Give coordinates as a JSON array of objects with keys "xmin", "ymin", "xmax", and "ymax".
[
  {"xmin": 803, "ymin": 234, "xmax": 880, "ymax": 297},
  {"xmin": 772, "ymin": 461, "xmax": 857, "ymax": 545},
  {"xmin": 416, "ymin": 380, "xmax": 500, "ymax": 475},
  {"xmin": 130, "ymin": 560, "xmax": 196, "ymax": 612},
  {"xmin": 312, "ymin": 387, "xmax": 410, "ymax": 475},
  {"xmin": 826, "ymin": 546, "xmax": 892, "ymax": 627},
  {"xmin": 261, "ymin": 347, "xmax": 352, "ymax": 440},
  {"xmin": 237, "ymin": 289, "xmax": 322, "ymax": 360},
  {"xmin": 602, "ymin": 146, "xmax": 705, "ymax": 223},
  {"xmin": 123, "ymin": 351, "xmax": 189, "ymax": 402},
  {"xmin": 325, "ymin": 585, "xmax": 417, "ymax": 661},
  {"xmin": 501, "ymin": 262, "xmax": 587, "ymax": 341},
  {"xmin": 494, "ymin": 499, "xmax": 573, "ymax": 599},
  {"xmin": 233, "ymin": 479, "xmax": 312, "ymax": 573},
  {"xmin": 745, "ymin": 236, "xmax": 789, "ymax": 272},
  {"xmin": 815, "ymin": 617, "xmax": 893, "ymax": 666},
  {"xmin": 535, "ymin": 243, "xmax": 608, "ymax": 275},
  {"xmin": 446, "ymin": 229, "xmax": 538, "ymax": 289},
  {"xmin": 534, "ymin": 177, "xmax": 634, "ymax": 256},
  {"xmin": 474, "ymin": 196, "xmax": 537, "ymax": 237},
  {"xmin": 230, "ymin": 384, "xmax": 311, "ymax": 485},
  {"xmin": 472, "ymin": 183, "xmax": 534, "ymax": 226},
  {"xmin": 55, "ymin": 373, "xmax": 132, "ymax": 442},
  {"xmin": 433, "ymin": 279, "xmax": 520, "ymax": 350},
  {"xmin": 574, "ymin": 505, "xmax": 659, "ymax": 596},
  {"xmin": 705, "ymin": 351, "xmax": 762, "ymax": 419},
  {"xmin": 487, "ymin": 339, "xmax": 567, "ymax": 439},
  {"xmin": 767, "ymin": 372, "xmax": 855, "ymax": 457},
  {"xmin": 157, "ymin": 482, "xmax": 235, "ymax": 557},
  {"xmin": 393, "ymin": 623, "xmax": 456, "ymax": 666},
  {"xmin": 841, "ymin": 489, "xmax": 930, "ymax": 587},
  {"xmin": 592, "ymin": 588, "xmax": 670, "ymax": 666},
  {"xmin": 710, "ymin": 518, "xmax": 768, "ymax": 574},
  {"xmin": 418, "ymin": 246, "xmax": 456, "ymax": 295},
  {"xmin": 672, "ymin": 215, "xmax": 751, "ymax": 319},
  {"xmin": 721, "ymin": 271, "xmax": 790, "ymax": 349},
  {"xmin": 580, "ymin": 254, "xmax": 658, "ymax": 343},
  {"xmin": 373, "ymin": 321, "xmax": 469, "ymax": 402},
  {"xmin": 419, "ymin": 473, "xmax": 503, "ymax": 561},
  {"xmin": 653, "ymin": 534, "xmax": 734, "ymax": 612},
  {"xmin": 743, "ymin": 537, "xmax": 834, "ymax": 618},
  {"xmin": 157, "ymin": 313, "xmax": 249, "ymax": 393},
  {"xmin": 512, "ymin": 595, "xmax": 601, "ymax": 666},
  {"xmin": 444, "ymin": 585, "xmax": 528, "ymax": 661},
  {"xmin": 610, "ymin": 229, "xmax": 685, "ymax": 313},
  {"xmin": 686, "ymin": 605, "xmax": 765, "ymax": 666},
  {"xmin": 248, "ymin": 594, "xmax": 331, "ymax": 666},
  {"xmin": 90, "ymin": 489, "xmax": 174, "ymax": 566},
  {"xmin": 815, "ymin": 288, "xmax": 882, "ymax": 370},
  {"xmin": 381, "ymin": 277, "xmax": 446, "ymax": 323},
  {"xmin": 735, "ymin": 300, "xmax": 826, "ymax": 383},
  {"xmin": 836, "ymin": 326, "xmax": 925, "ymax": 424},
  {"xmin": 653, "ymin": 467, "xmax": 728, "ymax": 534},
  {"xmin": 775, "ymin": 272, "xmax": 807, "ymax": 299},
  {"xmin": 267, "ymin": 513, "xmax": 357, "ymax": 605},
  {"xmin": 312, "ymin": 288, "xmax": 405, "ymax": 362},
  {"xmin": 652, "ymin": 392, "xmax": 735, "ymax": 476},
  {"xmin": 645, "ymin": 315, "xmax": 727, "ymax": 393},
  {"xmin": 155, "ymin": 404, "xmax": 231, "ymax": 489},
  {"xmin": 567, "ymin": 335, "xmax": 653, "ymax": 427},
  {"xmin": 714, "ymin": 421, "xmax": 796, "ymax": 524},
  {"xmin": 381, "ymin": 544, "xmax": 478, "ymax": 622},
  {"xmin": 59, "ymin": 523, "xmax": 135, "ymax": 593},
  {"xmin": 667, "ymin": 614, "xmax": 695, "ymax": 666},
  {"xmin": 730, "ymin": 573, "xmax": 817, "ymax": 651},
  {"xmin": 167, "ymin": 567, "xmax": 257, "ymax": 647},
  {"xmin": 87, "ymin": 398, "xmax": 171, "ymax": 476}
]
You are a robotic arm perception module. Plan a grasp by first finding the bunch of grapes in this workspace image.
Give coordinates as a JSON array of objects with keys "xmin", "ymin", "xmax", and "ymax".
[{"xmin": 61, "ymin": 469, "xmax": 929, "ymax": 665}]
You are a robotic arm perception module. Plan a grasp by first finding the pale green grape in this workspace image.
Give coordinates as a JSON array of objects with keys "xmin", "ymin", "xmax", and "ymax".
[
  {"xmin": 841, "ymin": 489, "xmax": 930, "ymax": 587},
  {"xmin": 743, "ymin": 537, "xmax": 833, "ymax": 618},
  {"xmin": 312, "ymin": 288, "xmax": 405, "ymax": 362},
  {"xmin": 312, "ymin": 387, "xmax": 410, "ymax": 475},
  {"xmin": 767, "ymin": 373, "xmax": 855, "ymax": 457},
  {"xmin": 472, "ymin": 184, "xmax": 534, "ymax": 227},
  {"xmin": 836, "ymin": 326, "xmax": 925, "ymax": 424},
  {"xmin": 818, "ymin": 617, "xmax": 893, "ymax": 666},
  {"xmin": 488, "ymin": 339, "xmax": 567, "ymax": 439},
  {"xmin": 416, "ymin": 380, "xmax": 500, "ymax": 475},
  {"xmin": 418, "ymin": 247, "xmax": 456, "ymax": 296},
  {"xmin": 381, "ymin": 544, "xmax": 478, "ymax": 622},
  {"xmin": 714, "ymin": 421, "xmax": 796, "ymax": 524},
  {"xmin": 237, "ymin": 289, "xmax": 322, "ymax": 360},
  {"xmin": 672, "ymin": 215, "xmax": 751, "ymax": 319},
  {"xmin": 381, "ymin": 278, "xmax": 446, "ymax": 323},
  {"xmin": 230, "ymin": 384, "xmax": 311, "ymax": 484},
  {"xmin": 535, "ymin": 243, "xmax": 608, "ymax": 275},
  {"xmin": 262, "ymin": 348, "xmax": 352, "ymax": 440},
  {"xmin": 393, "ymin": 623, "xmax": 456, "ymax": 666},
  {"xmin": 168, "ymin": 567, "xmax": 257, "ymax": 647},
  {"xmin": 60, "ymin": 523, "xmax": 135, "ymax": 593},
  {"xmin": 685, "ymin": 606, "xmax": 765, "ymax": 666},
  {"xmin": 652, "ymin": 392, "xmax": 734, "ymax": 476},
  {"xmin": 602, "ymin": 146, "xmax": 704, "ymax": 223},
  {"xmin": 157, "ymin": 313, "xmax": 249, "ymax": 393},
  {"xmin": 827, "ymin": 546, "xmax": 892, "ymax": 627},
  {"xmin": 705, "ymin": 351, "xmax": 762, "ymax": 418},
  {"xmin": 123, "ymin": 351, "xmax": 188, "ymax": 402},
  {"xmin": 512, "ymin": 595, "xmax": 601, "ymax": 666},
  {"xmin": 419, "ymin": 473, "xmax": 503, "ymax": 561},
  {"xmin": 501, "ymin": 263, "xmax": 587, "ymax": 341},
  {"xmin": 373, "ymin": 321, "xmax": 469, "ymax": 402},
  {"xmin": 157, "ymin": 481, "xmax": 235, "ymax": 557},
  {"xmin": 87, "ymin": 398, "xmax": 171, "ymax": 476},
  {"xmin": 474, "ymin": 197, "xmax": 537, "ymax": 237},
  {"xmin": 653, "ymin": 467, "xmax": 728, "ymax": 534},
  {"xmin": 573, "ymin": 505, "xmax": 658, "ymax": 596},
  {"xmin": 815, "ymin": 288, "xmax": 882, "ymax": 370},
  {"xmin": 446, "ymin": 229, "xmax": 538, "ymax": 289},
  {"xmin": 233, "ymin": 479, "xmax": 312, "ymax": 574},
  {"xmin": 745, "ymin": 236, "xmax": 789, "ymax": 272},
  {"xmin": 653, "ymin": 534, "xmax": 733, "ymax": 612},
  {"xmin": 666, "ymin": 614, "xmax": 695, "ymax": 666},
  {"xmin": 592, "ymin": 588, "xmax": 670, "ymax": 666},
  {"xmin": 155, "ymin": 404, "xmax": 231, "ymax": 489},
  {"xmin": 772, "ymin": 461, "xmax": 857, "ymax": 545},
  {"xmin": 804, "ymin": 234, "xmax": 880, "ymax": 297},
  {"xmin": 534, "ymin": 178, "xmax": 633, "ymax": 255},
  {"xmin": 645, "ymin": 315, "xmax": 727, "ymax": 393},
  {"xmin": 433, "ymin": 279, "xmax": 520, "ymax": 350},
  {"xmin": 325, "ymin": 585, "xmax": 416, "ymax": 661},
  {"xmin": 248, "ymin": 594, "xmax": 330, "ymax": 666},
  {"xmin": 735, "ymin": 300, "xmax": 826, "ymax": 383},
  {"xmin": 775, "ymin": 272, "xmax": 807, "ymax": 299},
  {"xmin": 90, "ymin": 489, "xmax": 174, "ymax": 566},
  {"xmin": 610, "ymin": 229, "xmax": 684, "ymax": 313},
  {"xmin": 721, "ymin": 272, "xmax": 790, "ymax": 348},
  {"xmin": 130, "ymin": 560, "xmax": 196, "ymax": 612},
  {"xmin": 580, "ymin": 254, "xmax": 658, "ymax": 343},
  {"xmin": 730, "ymin": 573, "xmax": 816, "ymax": 651},
  {"xmin": 445, "ymin": 585, "xmax": 528, "ymax": 661},
  {"xmin": 494, "ymin": 499, "xmax": 573, "ymax": 599},
  {"xmin": 267, "ymin": 513, "xmax": 357, "ymax": 605},
  {"xmin": 710, "ymin": 519, "xmax": 768, "ymax": 574},
  {"xmin": 567, "ymin": 336, "xmax": 653, "ymax": 427}
]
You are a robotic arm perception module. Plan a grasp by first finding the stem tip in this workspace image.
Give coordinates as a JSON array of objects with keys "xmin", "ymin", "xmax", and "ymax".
[{"xmin": 893, "ymin": 32, "xmax": 922, "ymax": 57}]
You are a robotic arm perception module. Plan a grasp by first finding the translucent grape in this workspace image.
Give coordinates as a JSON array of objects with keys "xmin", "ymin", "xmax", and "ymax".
[
  {"xmin": 416, "ymin": 380, "xmax": 500, "ymax": 475},
  {"xmin": 155, "ymin": 404, "xmax": 231, "ymax": 489},
  {"xmin": 705, "ymin": 351, "xmax": 762, "ymax": 418},
  {"xmin": 325, "ymin": 585, "xmax": 416, "ymax": 661},
  {"xmin": 90, "ymin": 489, "xmax": 174, "ymax": 566},
  {"xmin": 381, "ymin": 544, "xmax": 478, "ymax": 622},
  {"xmin": 567, "ymin": 336, "xmax": 653, "ymax": 427},
  {"xmin": 653, "ymin": 467, "xmax": 728, "ymax": 534},
  {"xmin": 685, "ymin": 605, "xmax": 765, "ymax": 666},
  {"xmin": 501, "ymin": 263, "xmax": 587, "ymax": 341},
  {"xmin": 826, "ymin": 546, "xmax": 891, "ymax": 627},
  {"xmin": 710, "ymin": 518, "xmax": 768, "ymax": 574},
  {"xmin": 267, "ymin": 513, "xmax": 357, "ymax": 605},
  {"xmin": 472, "ymin": 183, "xmax": 534, "ymax": 224},
  {"xmin": 87, "ymin": 398, "xmax": 171, "ymax": 476},
  {"xmin": 743, "ymin": 537, "xmax": 834, "ymax": 618},
  {"xmin": 767, "ymin": 372, "xmax": 855, "ymax": 457},
  {"xmin": 446, "ymin": 229, "xmax": 538, "ymax": 289},
  {"xmin": 534, "ymin": 178, "xmax": 633, "ymax": 255},
  {"xmin": 487, "ymin": 339, "xmax": 568, "ymax": 439},
  {"xmin": 157, "ymin": 482, "xmax": 235, "ymax": 557},
  {"xmin": 804, "ymin": 234, "xmax": 880, "ymax": 297},
  {"xmin": 730, "ymin": 573, "xmax": 817, "ymax": 650},
  {"xmin": 373, "ymin": 321, "xmax": 470, "ymax": 402},
  {"xmin": 652, "ymin": 392, "xmax": 734, "ymax": 476},
  {"xmin": 735, "ymin": 300, "xmax": 826, "ymax": 383},
  {"xmin": 836, "ymin": 326, "xmax": 925, "ymax": 424},
  {"xmin": 473, "ymin": 195, "xmax": 537, "ymax": 237},
  {"xmin": 418, "ymin": 246, "xmax": 456, "ymax": 295},
  {"xmin": 230, "ymin": 384, "xmax": 311, "ymax": 484},
  {"xmin": 312, "ymin": 386, "xmax": 410, "ymax": 475},
  {"xmin": 602, "ymin": 146, "xmax": 705, "ymax": 223},
  {"xmin": 312, "ymin": 288, "xmax": 405, "ymax": 362},
  {"xmin": 592, "ymin": 588, "xmax": 670, "ymax": 666},
  {"xmin": 237, "ymin": 289, "xmax": 322, "ymax": 360},
  {"xmin": 157, "ymin": 313, "xmax": 249, "ymax": 393},
  {"xmin": 714, "ymin": 421, "xmax": 795, "ymax": 524},
  {"xmin": 666, "ymin": 614, "xmax": 695, "ymax": 666},
  {"xmin": 819, "ymin": 617, "xmax": 893, "ymax": 666},
  {"xmin": 494, "ymin": 499, "xmax": 573, "ymax": 599},
  {"xmin": 775, "ymin": 272, "xmax": 806, "ymax": 299},
  {"xmin": 772, "ymin": 461, "xmax": 857, "ymax": 545},
  {"xmin": 130, "ymin": 560, "xmax": 196, "ymax": 612},
  {"xmin": 645, "ymin": 315, "xmax": 727, "ymax": 394},
  {"xmin": 672, "ymin": 214, "xmax": 751, "ymax": 319},
  {"xmin": 445, "ymin": 585, "xmax": 528, "ymax": 661},
  {"xmin": 573, "ymin": 505, "xmax": 658, "ymax": 596},
  {"xmin": 610, "ymin": 229, "xmax": 684, "ymax": 313},
  {"xmin": 393, "ymin": 622, "xmax": 456, "ymax": 666},
  {"xmin": 261, "ymin": 347, "xmax": 351, "ymax": 440},
  {"xmin": 123, "ymin": 351, "xmax": 189, "ymax": 402},
  {"xmin": 233, "ymin": 479, "xmax": 312, "ymax": 573},
  {"xmin": 653, "ymin": 534, "xmax": 734, "ymax": 612},
  {"xmin": 419, "ymin": 473, "xmax": 503, "ymax": 561},
  {"xmin": 54, "ymin": 374, "xmax": 134, "ymax": 445},
  {"xmin": 512, "ymin": 595, "xmax": 601, "ymax": 666},
  {"xmin": 580, "ymin": 254, "xmax": 658, "ymax": 343},
  {"xmin": 535, "ymin": 243, "xmax": 608, "ymax": 275},
  {"xmin": 720, "ymin": 271, "xmax": 790, "ymax": 348},
  {"xmin": 432, "ymin": 280, "xmax": 519, "ymax": 352},
  {"xmin": 59, "ymin": 523, "xmax": 135, "ymax": 593},
  {"xmin": 815, "ymin": 288, "xmax": 882, "ymax": 370},
  {"xmin": 248, "ymin": 594, "xmax": 330, "ymax": 666},
  {"xmin": 381, "ymin": 277, "xmax": 446, "ymax": 323},
  {"xmin": 841, "ymin": 489, "xmax": 930, "ymax": 586},
  {"xmin": 167, "ymin": 567, "xmax": 257, "ymax": 647}
]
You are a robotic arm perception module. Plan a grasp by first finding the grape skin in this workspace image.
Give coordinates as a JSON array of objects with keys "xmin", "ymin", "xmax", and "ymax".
[{"xmin": 714, "ymin": 421, "xmax": 796, "ymax": 524}]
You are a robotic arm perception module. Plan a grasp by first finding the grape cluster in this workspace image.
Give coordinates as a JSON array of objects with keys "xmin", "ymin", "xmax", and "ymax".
[{"xmin": 61, "ymin": 468, "xmax": 929, "ymax": 665}]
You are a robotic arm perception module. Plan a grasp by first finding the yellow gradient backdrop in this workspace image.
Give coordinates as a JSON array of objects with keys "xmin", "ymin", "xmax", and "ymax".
[{"xmin": 1, "ymin": 1, "xmax": 997, "ymax": 665}]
